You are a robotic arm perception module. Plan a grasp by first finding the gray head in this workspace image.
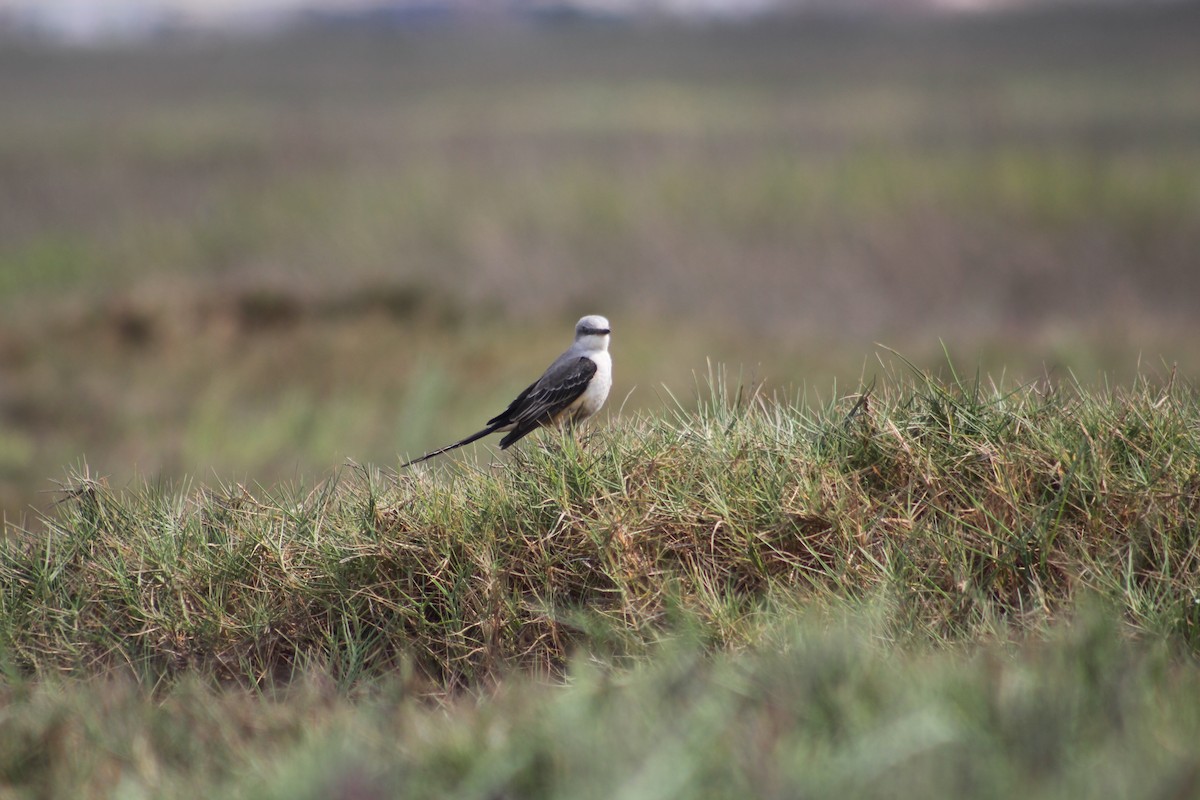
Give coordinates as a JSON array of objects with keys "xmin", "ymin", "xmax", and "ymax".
[{"xmin": 573, "ymin": 314, "xmax": 611, "ymax": 350}]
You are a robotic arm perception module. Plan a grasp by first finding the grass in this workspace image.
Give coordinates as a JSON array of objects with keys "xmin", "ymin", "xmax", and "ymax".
[
  {"xmin": 3, "ymin": 365, "xmax": 1197, "ymax": 688},
  {"xmin": 0, "ymin": 365, "xmax": 1199, "ymax": 795},
  {"xmin": 3, "ymin": 610, "xmax": 1200, "ymax": 799}
]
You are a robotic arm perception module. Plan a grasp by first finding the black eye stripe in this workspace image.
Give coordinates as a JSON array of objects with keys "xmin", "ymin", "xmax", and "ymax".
[{"xmin": 579, "ymin": 327, "xmax": 610, "ymax": 336}]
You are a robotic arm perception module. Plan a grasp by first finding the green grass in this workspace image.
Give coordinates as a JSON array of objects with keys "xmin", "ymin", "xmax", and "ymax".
[
  {"xmin": 2, "ymin": 610, "xmax": 1198, "ymax": 799},
  {"xmin": 3, "ymin": 366, "xmax": 1197, "ymax": 686},
  {"xmin": 0, "ymin": 367, "xmax": 1198, "ymax": 795}
]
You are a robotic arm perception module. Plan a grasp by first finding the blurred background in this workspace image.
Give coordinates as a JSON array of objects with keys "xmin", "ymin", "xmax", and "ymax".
[{"xmin": 1, "ymin": 0, "xmax": 1198, "ymax": 525}]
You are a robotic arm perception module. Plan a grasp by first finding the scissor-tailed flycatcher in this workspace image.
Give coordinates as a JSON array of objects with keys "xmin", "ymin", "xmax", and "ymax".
[{"xmin": 402, "ymin": 315, "xmax": 612, "ymax": 467}]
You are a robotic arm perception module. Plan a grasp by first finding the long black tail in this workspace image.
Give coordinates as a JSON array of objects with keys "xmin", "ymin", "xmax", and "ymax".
[{"xmin": 401, "ymin": 425, "xmax": 500, "ymax": 467}]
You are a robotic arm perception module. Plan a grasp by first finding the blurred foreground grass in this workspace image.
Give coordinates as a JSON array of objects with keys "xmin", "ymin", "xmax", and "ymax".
[{"xmin": 4, "ymin": 610, "xmax": 1199, "ymax": 799}]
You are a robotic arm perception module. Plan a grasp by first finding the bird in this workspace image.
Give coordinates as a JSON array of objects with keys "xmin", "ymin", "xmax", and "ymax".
[{"xmin": 402, "ymin": 315, "xmax": 612, "ymax": 467}]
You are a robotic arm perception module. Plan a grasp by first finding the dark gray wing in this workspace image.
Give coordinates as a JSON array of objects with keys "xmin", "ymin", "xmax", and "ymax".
[
  {"xmin": 495, "ymin": 356, "xmax": 597, "ymax": 449},
  {"xmin": 403, "ymin": 354, "xmax": 597, "ymax": 467}
]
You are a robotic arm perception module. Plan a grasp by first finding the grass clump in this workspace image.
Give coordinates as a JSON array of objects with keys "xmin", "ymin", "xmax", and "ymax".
[
  {"xmin": 2, "ymin": 610, "xmax": 1199, "ymax": 799},
  {"xmin": 1, "ymin": 366, "xmax": 1198, "ymax": 690}
]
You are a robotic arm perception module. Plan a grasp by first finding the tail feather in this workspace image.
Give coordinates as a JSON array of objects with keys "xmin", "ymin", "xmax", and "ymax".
[{"xmin": 402, "ymin": 425, "xmax": 499, "ymax": 467}]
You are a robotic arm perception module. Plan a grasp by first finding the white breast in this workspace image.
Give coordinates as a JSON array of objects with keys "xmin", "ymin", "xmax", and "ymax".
[{"xmin": 570, "ymin": 351, "xmax": 612, "ymax": 422}]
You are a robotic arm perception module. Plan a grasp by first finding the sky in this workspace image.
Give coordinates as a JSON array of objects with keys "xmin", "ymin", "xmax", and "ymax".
[{"xmin": 0, "ymin": 0, "xmax": 1022, "ymax": 43}]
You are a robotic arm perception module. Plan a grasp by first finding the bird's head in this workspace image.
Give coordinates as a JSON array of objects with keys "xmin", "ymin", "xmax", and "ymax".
[{"xmin": 574, "ymin": 315, "xmax": 611, "ymax": 351}]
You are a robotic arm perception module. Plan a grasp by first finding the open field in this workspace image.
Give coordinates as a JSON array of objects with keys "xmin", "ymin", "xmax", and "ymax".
[{"xmin": 2, "ymin": 4, "xmax": 1200, "ymax": 795}]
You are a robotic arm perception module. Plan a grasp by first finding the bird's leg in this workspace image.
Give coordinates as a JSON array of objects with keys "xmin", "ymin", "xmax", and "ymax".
[{"xmin": 563, "ymin": 416, "xmax": 594, "ymax": 450}]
